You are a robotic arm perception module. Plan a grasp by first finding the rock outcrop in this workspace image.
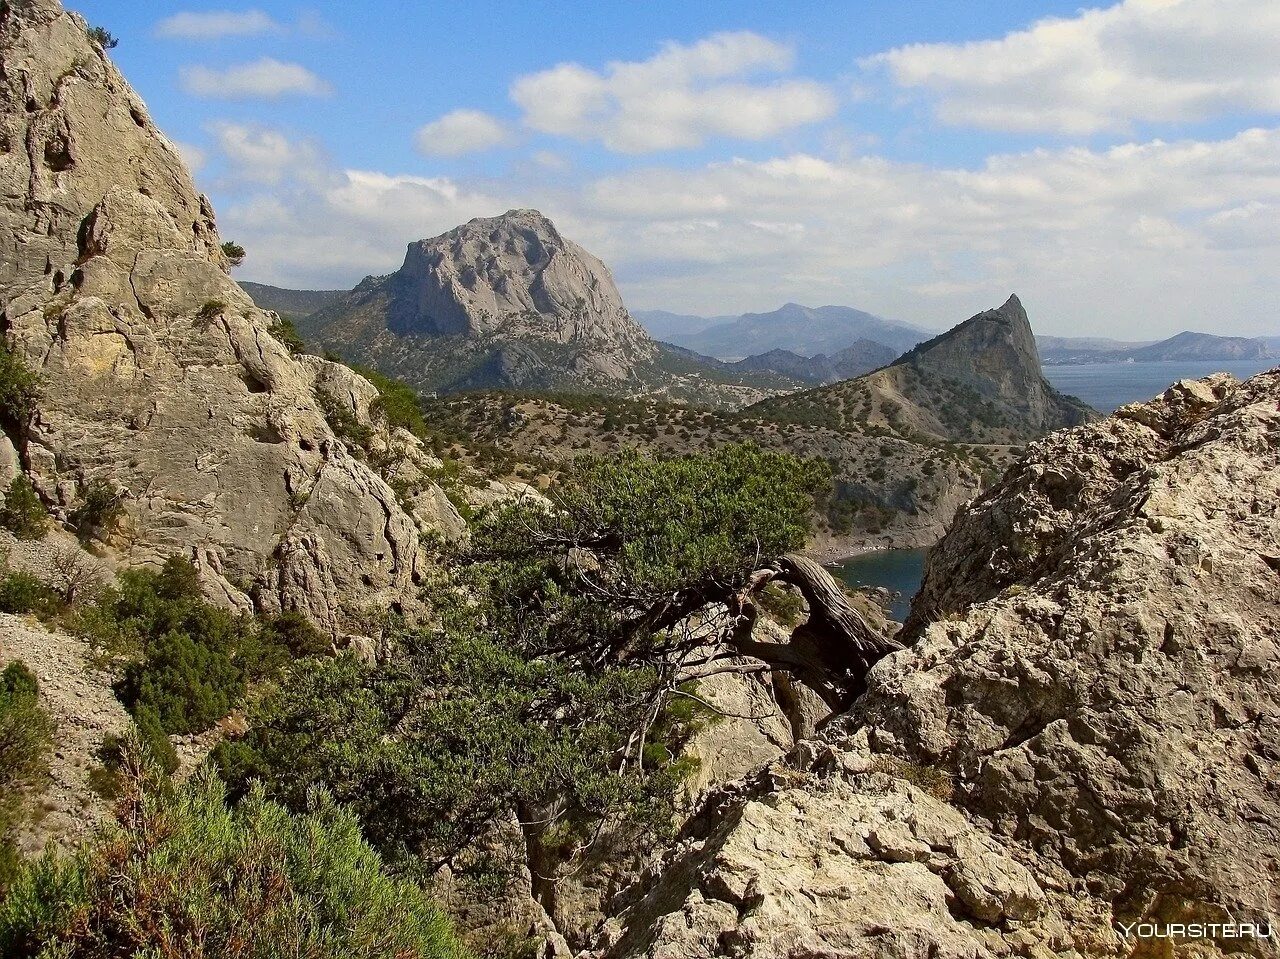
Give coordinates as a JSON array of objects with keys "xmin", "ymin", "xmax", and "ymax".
[
  {"xmin": 591, "ymin": 368, "xmax": 1280, "ymax": 957},
  {"xmin": 752, "ymin": 295, "xmax": 1097, "ymax": 445},
  {"xmin": 300, "ymin": 210, "xmax": 659, "ymax": 393},
  {"xmin": 0, "ymin": 0, "xmax": 450, "ymax": 631}
]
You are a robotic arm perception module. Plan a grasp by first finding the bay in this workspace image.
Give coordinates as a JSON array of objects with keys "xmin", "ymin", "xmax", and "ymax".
[
  {"xmin": 827, "ymin": 548, "xmax": 927, "ymax": 624},
  {"xmin": 1042, "ymin": 360, "xmax": 1274, "ymax": 413}
]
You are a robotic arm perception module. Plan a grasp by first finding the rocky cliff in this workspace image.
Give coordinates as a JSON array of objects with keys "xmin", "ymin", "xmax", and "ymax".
[
  {"xmin": 300, "ymin": 210, "xmax": 660, "ymax": 393},
  {"xmin": 589, "ymin": 368, "xmax": 1280, "ymax": 957},
  {"xmin": 0, "ymin": 0, "xmax": 456, "ymax": 632},
  {"xmin": 753, "ymin": 294, "xmax": 1097, "ymax": 444}
]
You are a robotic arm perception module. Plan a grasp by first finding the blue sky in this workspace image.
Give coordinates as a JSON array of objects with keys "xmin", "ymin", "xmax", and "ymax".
[{"xmin": 75, "ymin": 0, "xmax": 1280, "ymax": 337}]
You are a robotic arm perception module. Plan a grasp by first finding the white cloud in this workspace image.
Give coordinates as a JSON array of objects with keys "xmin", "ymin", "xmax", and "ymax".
[
  {"xmin": 208, "ymin": 125, "xmax": 517, "ymax": 288},
  {"xmin": 208, "ymin": 121, "xmax": 329, "ymax": 186},
  {"xmin": 173, "ymin": 141, "xmax": 207, "ymax": 174},
  {"xmin": 571, "ymin": 128, "xmax": 1280, "ymax": 335},
  {"xmin": 865, "ymin": 0, "xmax": 1280, "ymax": 133},
  {"xmin": 205, "ymin": 116, "xmax": 1280, "ymax": 337},
  {"xmin": 180, "ymin": 58, "xmax": 330, "ymax": 99},
  {"xmin": 156, "ymin": 10, "xmax": 280, "ymax": 40},
  {"xmin": 415, "ymin": 110, "xmax": 511, "ymax": 156},
  {"xmin": 510, "ymin": 31, "xmax": 837, "ymax": 152}
]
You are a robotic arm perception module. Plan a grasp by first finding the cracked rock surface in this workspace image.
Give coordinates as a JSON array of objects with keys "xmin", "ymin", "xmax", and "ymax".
[{"xmin": 0, "ymin": 0, "xmax": 453, "ymax": 631}]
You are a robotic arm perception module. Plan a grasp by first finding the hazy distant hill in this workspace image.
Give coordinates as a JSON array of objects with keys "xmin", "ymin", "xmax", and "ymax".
[
  {"xmin": 632, "ymin": 309, "xmax": 732, "ymax": 340},
  {"xmin": 240, "ymin": 282, "xmax": 344, "ymax": 319},
  {"xmin": 1035, "ymin": 334, "xmax": 1152, "ymax": 365},
  {"xmin": 1041, "ymin": 329, "xmax": 1274, "ymax": 365},
  {"xmin": 662, "ymin": 303, "xmax": 932, "ymax": 359}
]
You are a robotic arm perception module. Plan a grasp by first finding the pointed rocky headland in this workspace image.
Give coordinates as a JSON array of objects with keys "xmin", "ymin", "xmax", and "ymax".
[
  {"xmin": 752, "ymin": 294, "xmax": 1098, "ymax": 444},
  {"xmin": 0, "ymin": 0, "xmax": 461, "ymax": 631},
  {"xmin": 299, "ymin": 209, "xmax": 658, "ymax": 393}
]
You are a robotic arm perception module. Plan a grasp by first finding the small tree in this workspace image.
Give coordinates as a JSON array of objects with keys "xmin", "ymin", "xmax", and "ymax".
[
  {"xmin": 49, "ymin": 545, "xmax": 103, "ymax": 605},
  {"xmin": 0, "ymin": 476, "xmax": 46, "ymax": 541},
  {"xmin": 86, "ymin": 25, "xmax": 118, "ymax": 49},
  {"xmin": 0, "ymin": 345, "xmax": 40, "ymax": 444},
  {"xmin": 220, "ymin": 241, "xmax": 246, "ymax": 267},
  {"xmin": 68, "ymin": 479, "xmax": 125, "ymax": 542}
]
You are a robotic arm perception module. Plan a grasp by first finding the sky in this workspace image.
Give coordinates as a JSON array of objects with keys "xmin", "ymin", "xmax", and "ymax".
[{"xmin": 75, "ymin": 0, "xmax": 1280, "ymax": 338}]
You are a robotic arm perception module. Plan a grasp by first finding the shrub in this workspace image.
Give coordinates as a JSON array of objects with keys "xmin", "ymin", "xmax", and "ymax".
[
  {"xmin": 267, "ymin": 315, "xmax": 307, "ymax": 354},
  {"xmin": 316, "ymin": 388, "xmax": 374, "ymax": 451},
  {"xmin": 0, "ymin": 662, "xmax": 53, "ymax": 892},
  {"xmin": 196, "ymin": 300, "xmax": 226, "ymax": 323},
  {"xmin": 89, "ymin": 558, "xmax": 327, "ymax": 739},
  {"xmin": 0, "ymin": 753, "xmax": 466, "ymax": 959},
  {"xmin": 67, "ymin": 479, "xmax": 124, "ymax": 542},
  {"xmin": 0, "ymin": 476, "xmax": 46, "ymax": 540},
  {"xmin": 220, "ymin": 240, "xmax": 246, "ymax": 266},
  {"xmin": 0, "ymin": 345, "xmax": 40, "ymax": 442},
  {"xmin": 0, "ymin": 571, "xmax": 60, "ymax": 617},
  {"xmin": 86, "ymin": 25, "xmax": 118, "ymax": 49}
]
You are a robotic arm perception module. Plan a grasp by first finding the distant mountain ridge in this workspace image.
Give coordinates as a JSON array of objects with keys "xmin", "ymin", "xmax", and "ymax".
[
  {"xmin": 661, "ymin": 303, "xmax": 932, "ymax": 360},
  {"xmin": 1039, "ymin": 330, "xmax": 1273, "ymax": 365}
]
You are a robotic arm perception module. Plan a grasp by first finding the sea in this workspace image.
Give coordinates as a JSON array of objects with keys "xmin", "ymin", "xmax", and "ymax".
[
  {"xmin": 826, "ymin": 358, "xmax": 1277, "ymax": 618},
  {"xmin": 1041, "ymin": 359, "xmax": 1275, "ymax": 413}
]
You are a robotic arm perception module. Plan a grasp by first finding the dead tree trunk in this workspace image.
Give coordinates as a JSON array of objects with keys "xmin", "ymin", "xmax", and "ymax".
[{"xmin": 727, "ymin": 553, "xmax": 903, "ymax": 711}]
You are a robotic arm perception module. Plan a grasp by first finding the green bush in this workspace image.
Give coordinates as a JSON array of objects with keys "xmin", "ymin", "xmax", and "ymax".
[
  {"xmin": 316, "ymin": 388, "xmax": 374, "ymax": 451},
  {"xmin": 87, "ymin": 558, "xmax": 319, "ymax": 739},
  {"xmin": 0, "ymin": 755, "xmax": 466, "ymax": 959},
  {"xmin": 68, "ymin": 479, "xmax": 124, "ymax": 542},
  {"xmin": 0, "ymin": 571, "xmax": 60, "ymax": 617},
  {"xmin": 0, "ymin": 345, "xmax": 39, "ymax": 442},
  {"xmin": 0, "ymin": 661, "xmax": 53, "ymax": 892},
  {"xmin": 86, "ymin": 25, "xmax": 118, "ymax": 49},
  {"xmin": 220, "ymin": 240, "xmax": 246, "ymax": 266},
  {"xmin": 0, "ymin": 476, "xmax": 46, "ymax": 540},
  {"xmin": 267, "ymin": 315, "xmax": 307, "ymax": 354}
]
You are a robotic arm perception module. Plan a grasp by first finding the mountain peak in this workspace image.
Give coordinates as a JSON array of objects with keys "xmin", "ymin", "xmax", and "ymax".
[
  {"xmin": 300, "ymin": 210, "xmax": 655, "ymax": 391},
  {"xmin": 889, "ymin": 295, "xmax": 1092, "ymax": 434}
]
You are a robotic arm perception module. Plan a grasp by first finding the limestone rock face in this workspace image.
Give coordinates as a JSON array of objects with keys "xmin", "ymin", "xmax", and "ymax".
[
  {"xmin": 0, "ymin": 0, "xmax": 440, "ymax": 631},
  {"xmin": 865, "ymin": 370, "xmax": 1280, "ymax": 936},
  {"xmin": 890, "ymin": 294, "xmax": 1092, "ymax": 435},
  {"xmin": 592, "ymin": 369, "xmax": 1280, "ymax": 957},
  {"xmin": 301, "ymin": 210, "xmax": 658, "ymax": 393}
]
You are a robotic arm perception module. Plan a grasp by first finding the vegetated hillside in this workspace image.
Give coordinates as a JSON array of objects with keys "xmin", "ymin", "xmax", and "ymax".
[
  {"xmin": 753, "ymin": 294, "xmax": 1097, "ymax": 444},
  {"xmin": 239, "ymin": 281, "xmax": 344, "ymax": 320},
  {"xmin": 666, "ymin": 302, "xmax": 931, "ymax": 359},
  {"xmin": 420, "ymin": 389, "xmax": 1004, "ymax": 555}
]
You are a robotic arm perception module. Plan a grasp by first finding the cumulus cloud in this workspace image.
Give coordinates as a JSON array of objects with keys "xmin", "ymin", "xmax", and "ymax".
[
  {"xmin": 415, "ymin": 110, "xmax": 511, "ymax": 156},
  {"xmin": 574, "ymin": 128, "xmax": 1280, "ymax": 334},
  {"xmin": 208, "ymin": 122, "xmax": 329, "ymax": 186},
  {"xmin": 180, "ymin": 58, "xmax": 330, "ymax": 99},
  {"xmin": 156, "ymin": 10, "xmax": 280, "ymax": 40},
  {"xmin": 510, "ymin": 31, "xmax": 837, "ymax": 152},
  {"xmin": 207, "ymin": 125, "xmax": 517, "ymax": 288},
  {"xmin": 864, "ymin": 0, "xmax": 1280, "ymax": 134},
  {"xmin": 204, "ymin": 116, "xmax": 1280, "ymax": 336}
]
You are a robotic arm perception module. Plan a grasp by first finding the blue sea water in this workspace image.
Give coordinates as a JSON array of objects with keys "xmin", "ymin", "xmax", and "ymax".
[
  {"xmin": 823, "ymin": 360, "xmax": 1275, "ymax": 624},
  {"xmin": 1041, "ymin": 360, "xmax": 1275, "ymax": 413},
  {"xmin": 827, "ymin": 548, "xmax": 927, "ymax": 624}
]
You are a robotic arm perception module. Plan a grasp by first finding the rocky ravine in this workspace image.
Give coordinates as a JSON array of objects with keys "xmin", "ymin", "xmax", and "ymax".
[
  {"xmin": 0, "ymin": 0, "xmax": 464, "ymax": 632},
  {"xmin": 589, "ymin": 369, "xmax": 1280, "ymax": 958}
]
